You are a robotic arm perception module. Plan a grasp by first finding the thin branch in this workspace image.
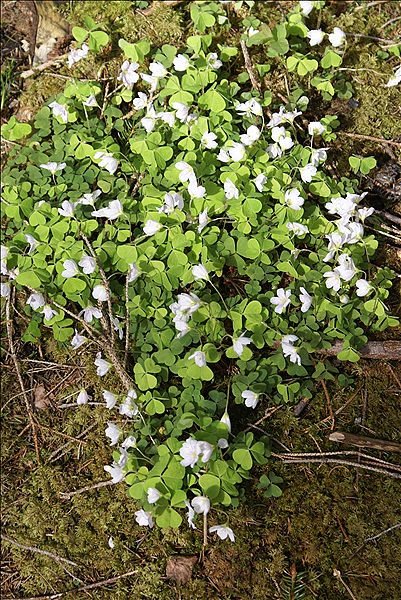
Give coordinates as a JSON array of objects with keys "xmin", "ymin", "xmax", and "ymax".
[
  {"xmin": 240, "ymin": 40, "xmax": 261, "ymax": 93},
  {"xmin": 333, "ymin": 569, "xmax": 357, "ymax": 600},
  {"xmin": 277, "ymin": 457, "xmax": 401, "ymax": 478},
  {"xmin": 345, "ymin": 31, "xmax": 398, "ymax": 44},
  {"xmin": 379, "ymin": 15, "xmax": 401, "ymax": 30},
  {"xmin": 374, "ymin": 210, "xmax": 401, "ymax": 228},
  {"xmin": 2, "ymin": 569, "xmax": 139, "ymax": 600},
  {"xmin": 59, "ymin": 479, "xmax": 115, "ymax": 499},
  {"xmin": 365, "ymin": 522, "xmax": 401, "ymax": 543},
  {"xmin": 124, "ymin": 273, "xmax": 130, "ymax": 368},
  {"xmin": 20, "ymin": 53, "xmax": 69, "ymax": 79},
  {"xmin": 1, "ymin": 535, "xmax": 77, "ymax": 567},
  {"xmin": 337, "ymin": 131, "xmax": 401, "ymax": 148},
  {"xmin": 5, "ymin": 294, "xmax": 40, "ymax": 463}
]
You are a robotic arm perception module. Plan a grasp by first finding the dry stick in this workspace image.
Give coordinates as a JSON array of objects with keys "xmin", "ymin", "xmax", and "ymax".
[
  {"xmin": 2, "ymin": 569, "xmax": 139, "ymax": 600},
  {"xmin": 318, "ymin": 340, "xmax": 401, "ymax": 361},
  {"xmin": 345, "ymin": 31, "xmax": 398, "ymax": 44},
  {"xmin": 100, "ymin": 81, "xmax": 110, "ymax": 120},
  {"xmin": 203, "ymin": 513, "xmax": 208, "ymax": 547},
  {"xmin": 124, "ymin": 273, "xmax": 130, "ymax": 368},
  {"xmin": 379, "ymin": 15, "xmax": 401, "ymax": 29},
  {"xmin": 35, "ymin": 423, "xmax": 88, "ymax": 445},
  {"xmin": 272, "ymin": 449, "xmax": 401, "ymax": 467},
  {"xmin": 240, "ymin": 40, "xmax": 262, "ymax": 93},
  {"xmin": 5, "ymin": 295, "xmax": 40, "ymax": 464},
  {"xmin": 1, "ymin": 535, "xmax": 78, "ymax": 567},
  {"xmin": 333, "ymin": 569, "xmax": 357, "ymax": 600},
  {"xmin": 20, "ymin": 53, "xmax": 69, "ymax": 79},
  {"xmin": 337, "ymin": 131, "xmax": 401, "ymax": 148},
  {"xmin": 365, "ymin": 522, "xmax": 401, "ymax": 542},
  {"xmin": 59, "ymin": 479, "xmax": 115, "ymax": 499},
  {"xmin": 321, "ymin": 380, "xmax": 335, "ymax": 430},
  {"xmin": 247, "ymin": 423, "xmax": 291, "ymax": 452},
  {"xmin": 49, "ymin": 423, "xmax": 97, "ymax": 462},
  {"xmin": 329, "ymin": 431, "xmax": 401, "ymax": 453},
  {"xmin": 374, "ymin": 210, "xmax": 401, "ymax": 228},
  {"xmin": 278, "ymin": 457, "xmax": 401, "ymax": 478}
]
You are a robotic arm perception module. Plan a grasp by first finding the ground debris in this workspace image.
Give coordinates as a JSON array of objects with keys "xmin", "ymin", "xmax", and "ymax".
[{"xmin": 165, "ymin": 555, "xmax": 197, "ymax": 585}]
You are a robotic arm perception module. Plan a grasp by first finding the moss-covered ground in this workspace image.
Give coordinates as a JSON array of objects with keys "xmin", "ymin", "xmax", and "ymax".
[{"xmin": 1, "ymin": 1, "xmax": 401, "ymax": 598}]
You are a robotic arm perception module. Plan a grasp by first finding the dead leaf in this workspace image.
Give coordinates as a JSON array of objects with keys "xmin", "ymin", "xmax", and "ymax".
[
  {"xmin": 166, "ymin": 555, "xmax": 197, "ymax": 585},
  {"xmin": 34, "ymin": 385, "xmax": 51, "ymax": 410}
]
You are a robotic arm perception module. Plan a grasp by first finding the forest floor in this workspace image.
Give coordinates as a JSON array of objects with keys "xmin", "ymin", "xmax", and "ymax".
[{"xmin": 1, "ymin": 1, "xmax": 401, "ymax": 599}]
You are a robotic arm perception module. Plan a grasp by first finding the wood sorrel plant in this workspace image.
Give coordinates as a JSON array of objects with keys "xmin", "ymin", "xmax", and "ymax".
[{"xmin": 1, "ymin": 28, "xmax": 398, "ymax": 534}]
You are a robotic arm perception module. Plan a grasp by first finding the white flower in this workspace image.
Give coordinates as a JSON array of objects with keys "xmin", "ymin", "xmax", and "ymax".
[
  {"xmin": 254, "ymin": 173, "xmax": 267, "ymax": 192},
  {"xmin": 307, "ymin": 29, "xmax": 325, "ymax": 46},
  {"xmin": 173, "ymin": 54, "xmax": 190, "ymax": 71},
  {"xmin": 175, "ymin": 319, "xmax": 191, "ymax": 338},
  {"xmin": 281, "ymin": 334, "xmax": 301, "ymax": 366},
  {"xmin": 357, "ymin": 207, "xmax": 375, "ymax": 221},
  {"xmin": 242, "ymin": 390, "xmax": 259, "ymax": 409},
  {"xmin": 270, "ymin": 288, "xmax": 292, "ymax": 314},
  {"xmin": 268, "ymin": 106, "xmax": 302, "ymax": 127},
  {"xmin": 133, "ymin": 92, "xmax": 148, "ymax": 110},
  {"xmin": 271, "ymin": 126, "xmax": 294, "ymax": 150},
  {"xmin": 0, "ymin": 283, "xmax": 10, "ymax": 298},
  {"xmin": 127, "ymin": 262, "xmax": 140, "ymax": 282},
  {"xmin": 342, "ymin": 222, "xmax": 364, "ymax": 245},
  {"xmin": 80, "ymin": 306, "xmax": 102, "ymax": 323},
  {"xmin": 147, "ymin": 487, "xmax": 161, "ymax": 504},
  {"xmin": 176, "ymin": 161, "xmax": 195, "ymax": 183},
  {"xmin": 25, "ymin": 234, "xmax": 38, "ymax": 254},
  {"xmin": 188, "ymin": 351, "xmax": 207, "ymax": 367},
  {"xmin": 159, "ymin": 192, "xmax": 184, "ymax": 214},
  {"xmin": 173, "ymin": 102, "xmax": 191, "ymax": 124},
  {"xmin": 68, "ymin": 43, "xmax": 89, "ymax": 67},
  {"xmin": 140, "ymin": 72, "xmax": 158, "ymax": 92},
  {"xmin": 71, "ymin": 329, "xmax": 86, "ymax": 349},
  {"xmin": 228, "ymin": 142, "xmax": 246, "ymax": 162},
  {"xmin": 92, "ymin": 200, "xmax": 123, "ymax": 220},
  {"xmin": 95, "ymin": 352, "xmax": 111, "ymax": 376},
  {"xmin": 198, "ymin": 441, "xmax": 213, "ymax": 463},
  {"xmin": 218, "ymin": 438, "xmax": 229, "ymax": 449},
  {"xmin": 135, "ymin": 509, "xmax": 154, "ymax": 528},
  {"xmin": 103, "ymin": 390, "xmax": 117, "ymax": 410},
  {"xmin": 329, "ymin": 27, "xmax": 346, "ymax": 48},
  {"xmin": 41, "ymin": 304, "xmax": 58, "ymax": 321},
  {"xmin": 61, "ymin": 259, "xmax": 79, "ymax": 279},
  {"xmin": 40, "ymin": 161, "xmax": 66, "ymax": 175},
  {"xmin": 121, "ymin": 435, "xmax": 136, "ymax": 449},
  {"xmin": 224, "ymin": 178, "xmax": 239, "ymax": 200},
  {"xmin": 198, "ymin": 209, "xmax": 208, "ymax": 233},
  {"xmin": 185, "ymin": 501, "xmax": 196, "ymax": 529},
  {"xmin": 58, "ymin": 200, "xmax": 76, "ymax": 217},
  {"xmin": 143, "ymin": 219, "xmax": 162, "ymax": 236},
  {"xmin": 299, "ymin": 287, "xmax": 313, "ymax": 312},
  {"xmin": 77, "ymin": 389, "xmax": 90, "ymax": 405},
  {"xmin": 191, "ymin": 496, "xmax": 210, "ymax": 515},
  {"xmin": 236, "ymin": 99, "xmax": 263, "ymax": 117},
  {"xmin": 192, "ymin": 264, "xmax": 209, "ymax": 281},
  {"xmin": 201, "ymin": 132, "xmax": 218, "ymax": 149},
  {"xmin": 94, "ymin": 152, "xmax": 118, "ymax": 175},
  {"xmin": 83, "ymin": 94, "xmax": 98, "ymax": 107},
  {"xmin": 220, "ymin": 411, "xmax": 231, "ymax": 433},
  {"xmin": 176, "ymin": 292, "xmax": 202, "ymax": 316},
  {"xmin": 77, "ymin": 189, "xmax": 101, "ymax": 206},
  {"xmin": 108, "ymin": 536, "xmax": 114, "ymax": 549},
  {"xmin": 117, "ymin": 60, "xmax": 139, "ymax": 89},
  {"xmin": 308, "ymin": 121, "xmax": 326, "ymax": 136},
  {"xmin": 27, "ymin": 293, "xmax": 45, "ymax": 310},
  {"xmin": 104, "ymin": 462, "xmax": 124, "ymax": 483},
  {"xmin": 285, "ymin": 189, "xmax": 304, "ymax": 210},
  {"xmin": 299, "ymin": 1, "xmax": 314, "ymax": 15},
  {"xmin": 323, "ymin": 270, "xmax": 342, "ymax": 291},
  {"xmin": 92, "ymin": 284, "xmax": 108, "ymax": 302},
  {"xmin": 105, "ymin": 422, "xmax": 121, "ymax": 446},
  {"xmin": 119, "ymin": 389, "xmax": 138, "ymax": 418},
  {"xmin": 49, "ymin": 101, "xmax": 68, "ymax": 123},
  {"xmin": 385, "ymin": 65, "xmax": 401, "ymax": 88},
  {"xmin": 336, "ymin": 254, "xmax": 355, "ymax": 281},
  {"xmin": 339, "ymin": 294, "xmax": 349, "ymax": 304},
  {"xmin": 300, "ymin": 163, "xmax": 317, "ymax": 183},
  {"xmin": 209, "ymin": 525, "xmax": 235, "ymax": 542},
  {"xmin": 233, "ymin": 333, "xmax": 252, "ymax": 357},
  {"xmin": 141, "ymin": 105, "xmax": 157, "ymax": 133},
  {"xmin": 323, "ymin": 231, "xmax": 348, "ymax": 262},
  {"xmin": 240, "ymin": 125, "xmax": 261, "ymax": 146},
  {"xmin": 217, "ymin": 148, "xmax": 230, "ymax": 163},
  {"xmin": 79, "ymin": 255, "xmax": 96, "ymax": 275},
  {"xmin": 356, "ymin": 279, "xmax": 372, "ymax": 297},
  {"xmin": 311, "ymin": 147, "xmax": 329, "ymax": 166},
  {"xmin": 150, "ymin": 61, "xmax": 167, "ymax": 78},
  {"xmin": 180, "ymin": 438, "xmax": 201, "ymax": 468},
  {"xmin": 188, "ymin": 178, "xmax": 206, "ymax": 199},
  {"xmin": 248, "ymin": 26, "xmax": 259, "ymax": 37},
  {"xmin": 208, "ymin": 52, "xmax": 222, "ymax": 69},
  {"xmin": 286, "ymin": 222, "xmax": 309, "ymax": 236}
]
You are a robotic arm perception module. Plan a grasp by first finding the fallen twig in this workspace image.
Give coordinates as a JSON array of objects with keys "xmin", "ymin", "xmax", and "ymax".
[
  {"xmin": 5, "ymin": 294, "xmax": 40, "ymax": 463},
  {"xmin": 240, "ymin": 40, "xmax": 261, "ymax": 93},
  {"xmin": 318, "ymin": 340, "xmax": 401, "ymax": 360},
  {"xmin": 20, "ymin": 53, "xmax": 69, "ymax": 79},
  {"xmin": 329, "ymin": 431, "xmax": 401, "ymax": 453},
  {"xmin": 59, "ymin": 479, "xmax": 115, "ymax": 499},
  {"xmin": 277, "ymin": 456, "xmax": 401, "ymax": 478},
  {"xmin": 366, "ymin": 522, "xmax": 401, "ymax": 542},
  {"xmin": 1, "ymin": 535, "xmax": 77, "ymax": 567},
  {"xmin": 337, "ymin": 131, "xmax": 401, "ymax": 148},
  {"xmin": 374, "ymin": 210, "xmax": 401, "ymax": 228},
  {"xmin": 333, "ymin": 569, "xmax": 357, "ymax": 600},
  {"xmin": 2, "ymin": 569, "xmax": 139, "ymax": 600}
]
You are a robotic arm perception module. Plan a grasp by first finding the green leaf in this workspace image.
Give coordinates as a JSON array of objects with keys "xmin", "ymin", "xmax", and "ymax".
[
  {"xmin": 17, "ymin": 271, "xmax": 41, "ymax": 288},
  {"xmin": 145, "ymin": 399, "xmax": 165, "ymax": 415},
  {"xmin": 232, "ymin": 448, "xmax": 253, "ymax": 470},
  {"xmin": 337, "ymin": 348, "xmax": 360, "ymax": 362},
  {"xmin": 321, "ymin": 51, "xmax": 343, "ymax": 69},
  {"xmin": 72, "ymin": 26, "xmax": 88, "ymax": 44},
  {"xmin": 199, "ymin": 473, "xmax": 221, "ymax": 498},
  {"xmin": 236, "ymin": 237, "xmax": 260, "ymax": 259},
  {"xmin": 88, "ymin": 31, "xmax": 109, "ymax": 53},
  {"xmin": 198, "ymin": 89, "xmax": 226, "ymax": 113},
  {"xmin": 156, "ymin": 507, "xmax": 182, "ymax": 528}
]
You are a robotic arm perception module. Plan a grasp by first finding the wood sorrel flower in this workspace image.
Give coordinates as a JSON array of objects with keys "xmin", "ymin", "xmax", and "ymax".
[
  {"xmin": 209, "ymin": 525, "xmax": 235, "ymax": 542},
  {"xmin": 135, "ymin": 510, "xmax": 154, "ymax": 528}
]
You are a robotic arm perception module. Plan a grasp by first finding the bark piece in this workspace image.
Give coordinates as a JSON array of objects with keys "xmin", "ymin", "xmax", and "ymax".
[
  {"xmin": 319, "ymin": 341, "xmax": 401, "ymax": 360},
  {"xmin": 166, "ymin": 555, "xmax": 197, "ymax": 585},
  {"xmin": 329, "ymin": 431, "xmax": 401, "ymax": 453}
]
